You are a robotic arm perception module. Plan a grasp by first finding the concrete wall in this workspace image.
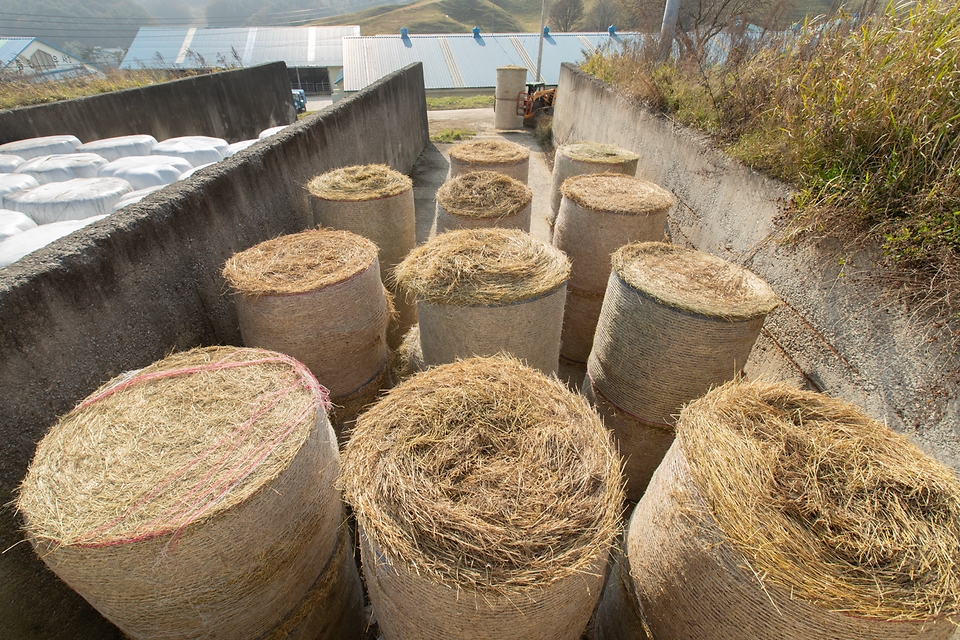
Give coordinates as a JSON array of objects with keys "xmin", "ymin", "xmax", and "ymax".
[
  {"xmin": 554, "ymin": 62, "xmax": 960, "ymax": 472},
  {"xmin": 0, "ymin": 62, "xmax": 296, "ymax": 145},
  {"xmin": 0, "ymin": 62, "xmax": 429, "ymax": 640}
]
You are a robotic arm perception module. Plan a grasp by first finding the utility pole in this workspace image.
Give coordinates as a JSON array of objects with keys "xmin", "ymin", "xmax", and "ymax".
[
  {"xmin": 535, "ymin": 0, "xmax": 547, "ymax": 83},
  {"xmin": 658, "ymin": 0, "xmax": 680, "ymax": 62}
]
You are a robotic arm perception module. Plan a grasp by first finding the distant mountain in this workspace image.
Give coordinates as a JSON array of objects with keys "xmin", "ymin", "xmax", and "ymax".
[
  {"xmin": 204, "ymin": 0, "xmax": 409, "ymax": 26},
  {"xmin": 0, "ymin": 0, "xmax": 154, "ymax": 48}
]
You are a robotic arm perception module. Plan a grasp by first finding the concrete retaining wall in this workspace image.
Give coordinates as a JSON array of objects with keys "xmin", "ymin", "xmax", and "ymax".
[
  {"xmin": 0, "ymin": 62, "xmax": 429, "ymax": 640},
  {"xmin": 0, "ymin": 62, "xmax": 296, "ymax": 145},
  {"xmin": 554, "ymin": 62, "xmax": 960, "ymax": 472}
]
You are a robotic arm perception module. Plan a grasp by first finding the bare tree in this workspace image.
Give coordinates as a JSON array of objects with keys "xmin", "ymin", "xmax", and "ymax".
[
  {"xmin": 589, "ymin": 0, "xmax": 621, "ymax": 31},
  {"xmin": 550, "ymin": 0, "xmax": 586, "ymax": 32}
]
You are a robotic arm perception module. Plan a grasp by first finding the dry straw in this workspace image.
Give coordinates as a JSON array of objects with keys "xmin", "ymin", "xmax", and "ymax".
[
  {"xmin": 436, "ymin": 171, "xmax": 532, "ymax": 219},
  {"xmin": 388, "ymin": 325, "xmax": 424, "ymax": 385},
  {"xmin": 680, "ymin": 380, "xmax": 960, "ymax": 621},
  {"xmin": 448, "ymin": 139, "xmax": 530, "ymax": 165},
  {"xmin": 340, "ymin": 355, "xmax": 623, "ymax": 594},
  {"xmin": 307, "ymin": 164, "xmax": 412, "ymax": 202},
  {"xmin": 222, "ymin": 228, "xmax": 378, "ymax": 295},
  {"xmin": 560, "ymin": 173, "xmax": 674, "ymax": 216},
  {"xmin": 549, "ymin": 141, "xmax": 639, "ymax": 224},
  {"xmin": 16, "ymin": 346, "xmax": 352, "ymax": 639},
  {"xmin": 393, "ymin": 227, "xmax": 570, "ymax": 306}
]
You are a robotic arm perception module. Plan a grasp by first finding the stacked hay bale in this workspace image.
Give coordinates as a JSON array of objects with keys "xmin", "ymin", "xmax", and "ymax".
[
  {"xmin": 595, "ymin": 379, "xmax": 960, "ymax": 640},
  {"xmin": 223, "ymin": 229, "xmax": 390, "ymax": 438},
  {"xmin": 586, "ymin": 242, "xmax": 778, "ymax": 500},
  {"xmin": 6, "ymin": 177, "xmax": 132, "ymax": 223},
  {"xmin": 77, "ymin": 135, "xmax": 158, "ymax": 161},
  {"xmin": 548, "ymin": 142, "xmax": 639, "ymax": 240},
  {"xmin": 15, "ymin": 153, "xmax": 108, "ymax": 184},
  {"xmin": 309, "ymin": 164, "xmax": 416, "ymax": 348},
  {"xmin": 0, "ymin": 135, "xmax": 81, "ymax": 159},
  {"xmin": 151, "ymin": 136, "xmax": 227, "ymax": 167},
  {"xmin": 448, "ymin": 139, "xmax": 530, "ymax": 184},
  {"xmin": 494, "ymin": 65, "xmax": 528, "ymax": 130},
  {"xmin": 340, "ymin": 356, "xmax": 623, "ymax": 640},
  {"xmin": 554, "ymin": 174, "xmax": 674, "ymax": 365},
  {"xmin": 388, "ymin": 325, "xmax": 424, "ymax": 386},
  {"xmin": 99, "ymin": 156, "xmax": 193, "ymax": 189},
  {"xmin": 16, "ymin": 346, "xmax": 365, "ymax": 640},
  {"xmin": 394, "ymin": 228, "xmax": 570, "ymax": 375},
  {"xmin": 435, "ymin": 170, "xmax": 533, "ymax": 233}
]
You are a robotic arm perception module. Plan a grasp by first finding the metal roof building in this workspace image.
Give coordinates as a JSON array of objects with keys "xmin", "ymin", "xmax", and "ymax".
[
  {"xmin": 342, "ymin": 29, "xmax": 638, "ymax": 92},
  {"xmin": 1, "ymin": 37, "xmax": 100, "ymax": 79},
  {"xmin": 121, "ymin": 26, "xmax": 361, "ymax": 93}
]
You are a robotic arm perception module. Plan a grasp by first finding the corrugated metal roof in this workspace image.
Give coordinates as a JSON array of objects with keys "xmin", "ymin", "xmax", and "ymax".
[
  {"xmin": 120, "ymin": 26, "xmax": 360, "ymax": 69},
  {"xmin": 0, "ymin": 37, "xmax": 35, "ymax": 68},
  {"xmin": 343, "ymin": 31, "xmax": 640, "ymax": 91}
]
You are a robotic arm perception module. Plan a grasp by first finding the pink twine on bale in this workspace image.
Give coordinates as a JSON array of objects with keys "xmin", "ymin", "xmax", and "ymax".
[{"xmin": 72, "ymin": 349, "xmax": 331, "ymax": 549}]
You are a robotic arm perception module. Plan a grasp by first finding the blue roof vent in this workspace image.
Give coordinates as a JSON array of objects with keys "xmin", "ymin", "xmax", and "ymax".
[
  {"xmin": 608, "ymin": 25, "xmax": 617, "ymax": 35},
  {"xmin": 543, "ymin": 25, "xmax": 551, "ymax": 35},
  {"xmin": 472, "ymin": 26, "xmax": 481, "ymax": 37},
  {"xmin": 400, "ymin": 27, "xmax": 409, "ymax": 37}
]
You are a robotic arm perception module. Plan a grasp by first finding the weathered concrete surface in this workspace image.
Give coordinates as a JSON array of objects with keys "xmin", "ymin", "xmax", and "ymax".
[
  {"xmin": 0, "ymin": 62, "xmax": 429, "ymax": 640},
  {"xmin": 553, "ymin": 62, "xmax": 960, "ymax": 473},
  {"xmin": 0, "ymin": 62, "xmax": 295, "ymax": 145}
]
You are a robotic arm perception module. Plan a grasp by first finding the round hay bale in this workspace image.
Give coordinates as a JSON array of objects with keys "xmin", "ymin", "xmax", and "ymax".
[
  {"xmin": 308, "ymin": 164, "xmax": 417, "ymax": 348},
  {"xmin": 554, "ymin": 174, "xmax": 674, "ymax": 363},
  {"xmin": 448, "ymin": 139, "xmax": 530, "ymax": 184},
  {"xmin": 435, "ymin": 170, "xmax": 532, "ymax": 233},
  {"xmin": 77, "ymin": 135, "xmax": 158, "ymax": 162},
  {"xmin": 340, "ymin": 356, "xmax": 623, "ymax": 640},
  {"xmin": 98, "ymin": 155, "xmax": 193, "ymax": 190},
  {"xmin": 586, "ymin": 242, "xmax": 778, "ymax": 499},
  {"xmin": 15, "ymin": 153, "xmax": 108, "ymax": 184},
  {"xmin": 223, "ymin": 229, "xmax": 390, "ymax": 425},
  {"xmin": 394, "ymin": 228, "xmax": 570, "ymax": 375},
  {"xmin": 548, "ymin": 142, "xmax": 640, "ymax": 231},
  {"xmin": 592, "ymin": 540, "xmax": 652, "ymax": 640},
  {"xmin": 6, "ymin": 177, "xmax": 132, "ymax": 224},
  {"xmin": 494, "ymin": 66, "xmax": 528, "ymax": 129},
  {"xmin": 0, "ymin": 173, "xmax": 39, "ymax": 208},
  {"xmin": 16, "ymin": 346, "xmax": 362, "ymax": 640},
  {"xmin": 388, "ymin": 324, "xmax": 425, "ymax": 385},
  {"xmin": 0, "ymin": 134, "xmax": 81, "ymax": 160},
  {"xmin": 627, "ymin": 379, "xmax": 960, "ymax": 639},
  {"xmin": 327, "ymin": 363, "xmax": 390, "ymax": 443},
  {"xmin": 151, "ymin": 136, "xmax": 227, "ymax": 167},
  {"xmin": 0, "ymin": 154, "xmax": 26, "ymax": 173}
]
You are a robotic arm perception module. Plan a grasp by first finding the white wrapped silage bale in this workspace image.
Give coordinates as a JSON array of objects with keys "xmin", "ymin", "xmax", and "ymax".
[
  {"xmin": 0, "ymin": 174, "xmax": 40, "ymax": 208},
  {"xmin": 177, "ymin": 162, "xmax": 216, "ymax": 181},
  {"xmin": 259, "ymin": 126, "xmax": 288, "ymax": 139},
  {"xmin": 15, "ymin": 153, "xmax": 108, "ymax": 184},
  {"xmin": 98, "ymin": 156, "xmax": 192, "ymax": 190},
  {"xmin": 112, "ymin": 185, "xmax": 165, "ymax": 212},
  {"xmin": 0, "ymin": 215, "xmax": 106, "ymax": 268},
  {"xmin": 225, "ymin": 140, "xmax": 258, "ymax": 157},
  {"xmin": 0, "ymin": 135, "xmax": 81, "ymax": 159},
  {"xmin": 0, "ymin": 155, "xmax": 25, "ymax": 173},
  {"xmin": 151, "ymin": 136, "xmax": 227, "ymax": 167},
  {"xmin": 0, "ymin": 209, "xmax": 39, "ymax": 240},
  {"xmin": 76, "ymin": 135, "xmax": 158, "ymax": 162},
  {"xmin": 6, "ymin": 178, "xmax": 132, "ymax": 224}
]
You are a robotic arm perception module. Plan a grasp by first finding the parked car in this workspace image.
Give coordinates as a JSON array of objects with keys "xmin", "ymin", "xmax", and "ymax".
[{"xmin": 292, "ymin": 89, "xmax": 307, "ymax": 114}]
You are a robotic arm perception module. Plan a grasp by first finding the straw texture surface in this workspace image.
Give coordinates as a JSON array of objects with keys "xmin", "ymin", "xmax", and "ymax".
[
  {"xmin": 389, "ymin": 325, "xmax": 425, "ymax": 385},
  {"xmin": 559, "ymin": 287, "xmax": 606, "ymax": 364},
  {"xmin": 17, "ymin": 346, "xmax": 344, "ymax": 640},
  {"xmin": 549, "ymin": 142, "xmax": 639, "ymax": 220},
  {"xmin": 435, "ymin": 171, "xmax": 532, "ymax": 232},
  {"xmin": 328, "ymin": 363, "xmax": 390, "ymax": 443},
  {"xmin": 417, "ymin": 285, "xmax": 566, "ymax": 375},
  {"xmin": 628, "ymin": 381, "xmax": 960, "ymax": 638},
  {"xmin": 340, "ymin": 356, "xmax": 623, "ymax": 639},
  {"xmin": 394, "ymin": 228, "xmax": 569, "ymax": 305},
  {"xmin": 560, "ymin": 173, "xmax": 674, "ymax": 216},
  {"xmin": 448, "ymin": 140, "xmax": 530, "ymax": 183},
  {"xmin": 307, "ymin": 164, "xmax": 412, "ymax": 202},
  {"xmin": 227, "ymin": 237, "xmax": 389, "ymax": 399}
]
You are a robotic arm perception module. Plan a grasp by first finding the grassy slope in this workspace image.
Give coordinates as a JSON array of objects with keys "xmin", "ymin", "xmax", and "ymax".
[{"xmin": 314, "ymin": 0, "xmax": 539, "ymax": 34}]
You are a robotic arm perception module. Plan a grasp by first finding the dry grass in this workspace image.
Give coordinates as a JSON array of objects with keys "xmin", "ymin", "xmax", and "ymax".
[
  {"xmin": 0, "ymin": 68, "xmax": 191, "ymax": 111},
  {"xmin": 448, "ymin": 139, "xmax": 530, "ymax": 165},
  {"xmin": 561, "ymin": 173, "xmax": 675, "ymax": 215},
  {"xmin": 307, "ymin": 164, "xmax": 412, "ymax": 202},
  {"xmin": 680, "ymin": 379, "xmax": 960, "ymax": 620},
  {"xmin": 16, "ymin": 346, "xmax": 325, "ymax": 547},
  {"xmin": 223, "ymin": 229, "xmax": 378, "ymax": 296},
  {"xmin": 612, "ymin": 242, "xmax": 778, "ymax": 320},
  {"xmin": 558, "ymin": 141, "xmax": 638, "ymax": 165},
  {"xmin": 389, "ymin": 325, "xmax": 424, "ymax": 385},
  {"xmin": 436, "ymin": 171, "xmax": 532, "ymax": 219},
  {"xmin": 393, "ymin": 228, "xmax": 570, "ymax": 305},
  {"xmin": 339, "ymin": 355, "xmax": 623, "ymax": 593}
]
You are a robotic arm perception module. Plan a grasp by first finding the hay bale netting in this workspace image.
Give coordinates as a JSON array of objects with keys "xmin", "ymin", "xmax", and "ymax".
[
  {"xmin": 76, "ymin": 135, "xmax": 158, "ymax": 161},
  {"xmin": 394, "ymin": 228, "xmax": 570, "ymax": 375},
  {"xmin": 435, "ymin": 170, "xmax": 533, "ymax": 233},
  {"xmin": 223, "ymin": 229, "xmax": 390, "ymax": 437},
  {"xmin": 16, "ymin": 346, "xmax": 365, "ymax": 640},
  {"xmin": 586, "ymin": 242, "xmax": 778, "ymax": 500},
  {"xmin": 494, "ymin": 66, "xmax": 528, "ymax": 129},
  {"xmin": 340, "ymin": 356, "xmax": 624, "ymax": 640},
  {"xmin": 6, "ymin": 177, "xmax": 133, "ymax": 224},
  {"xmin": 619, "ymin": 379, "xmax": 960, "ymax": 640},
  {"xmin": 15, "ymin": 153, "xmax": 108, "ymax": 184},
  {"xmin": 548, "ymin": 142, "xmax": 640, "ymax": 231},
  {"xmin": 555, "ymin": 174, "xmax": 674, "ymax": 363},
  {"xmin": 448, "ymin": 139, "xmax": 530, "ymax": 184},
  {"xmin": 309, "ymin": 164, "xmax": 416, "ymax": 348},
  {"xmin": 0, "ymin": 134, "xmax": 81, "ymax": 159}
]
